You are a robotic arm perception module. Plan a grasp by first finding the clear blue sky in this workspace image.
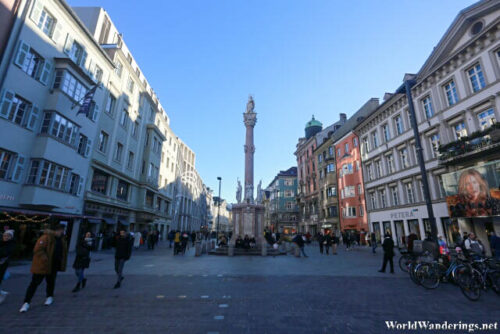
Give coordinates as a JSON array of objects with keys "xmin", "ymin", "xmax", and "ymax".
[{"xmin": 69, "ymin": 0, "xmax": 476, "ymax": 202}]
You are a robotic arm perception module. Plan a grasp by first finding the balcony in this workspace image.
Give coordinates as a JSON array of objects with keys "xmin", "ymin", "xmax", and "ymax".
[{"xmin": 438, "ymin": 124, "xmax": 500, "ymax": 165}]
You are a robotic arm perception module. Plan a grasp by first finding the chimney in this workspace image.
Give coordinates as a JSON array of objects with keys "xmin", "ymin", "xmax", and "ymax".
[
  {"xmin": 340, "ymin": 113, "xmax": 347, "ymax": 123},
  {"xmin": 383, "ymin": 92, "xmax": 394, "ymax": 101}
]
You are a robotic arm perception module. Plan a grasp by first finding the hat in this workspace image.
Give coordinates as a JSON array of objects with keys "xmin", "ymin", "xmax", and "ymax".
[{"xmin": 3, "ymin": 230, "xmax": 14, "ymax": 238}]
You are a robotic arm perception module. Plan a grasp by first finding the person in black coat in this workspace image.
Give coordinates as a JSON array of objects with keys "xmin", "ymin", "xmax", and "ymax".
[
  {"xmin": 0, "ymin": 230, "xmax": 15, "ymax": 302},
  {"xmin": 293, "ymin": 234, "xmax": 308, "ymax": 257},
  {"xmin": 114, "ymin": 229, "xmax": 133, "ymax": 289},
  {"xmin": 318, "ymin": 233, "xmax": 324, "ymax": 254},
  {"xmin": 379, "ymin": 233, "xmax": 395, "ymax": 273},
  {"xmin": 72, "ymin": 232, "xmax": 93, "ymax": 292}
]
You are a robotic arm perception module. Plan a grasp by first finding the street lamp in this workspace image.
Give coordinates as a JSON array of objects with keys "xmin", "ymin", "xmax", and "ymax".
[{"xmin": 216, "ymin": 177, "xmax": 222, "ymax": 238}]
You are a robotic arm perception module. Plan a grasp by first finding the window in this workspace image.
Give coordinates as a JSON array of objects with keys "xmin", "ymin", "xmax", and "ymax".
[
  {"xmin": 341, "ymin": 163, "xmax": 353, "ymax": 176},
  {"xmin": 105, "ymin": 95, "xmax": 116, "ymax": 115},
  {"xmin": 382, "ymin": 124, "xmax": 390, "ymax": 142},
  {"xmin": 400, "ymin": 148, "xmax": 409, "ymax": 168},
  {"xmin": 468, "ymin": 63, "xmax": 486, "ymax": 92},
  {"xmin": 367, "ymin": 163, "xmax": 374, "ymax": 181},
  {"xmin": 386, "ymin": 154, "xmax": 394, "ymax": 174},
  {"xmin": 337, "ymin": 148, "xmax": 341, "ymax": 157},
  {"xmin": 380, "ymin": 189, "xmax": 387, "ymax": 208},
  {"xmin": 0, "ymin": 149, "xmax": 25, "ymax": 182},
  {"xmin": 116, "ymin": 180, "xmax": 129, "ymax": 201},
  {"xmin": 284, "ymin": 179, "xmax": 294, "ymax": 186},
  {"xmin": 395, "ymin": 115, "xmax": 404, "ymax": 135},
  {"xmin": 328, "ymin": 146, "xmax": 333, "ymax": 156},
  {"xmin": 405, "ymin": 182, "xmax": 415, "ymax": 204},
  {"xmin": 286, "ymin": 202, "xmax": 294, "ymax": 210},
  {"xmin": 32, "ymin": 4, "xmax": 56, "ymax": 38},
  {"xmin": 344, "ymin": 143, "xmax": 349, "ymax": 154},
  {"xmin": 119, "ymin": 109, "xmax": 129, "ymax": 128},
  {"xmin": 91, "ymin": 169, "xmax": 108, "ymax": 194},
  {"xmin": 145, "ymin": 190, "xmax": 154, "ymax": 207},
  {"xmin": 40, "ymin": 112, "xmax": 79, "ymax": 146},
  {"xmin": 444, "ymin": 80, "xmax": 458, "ymax": 106},
  {"xmin": 27, "ymin": 159, "xmax": 70, "ymax": 192},
  {"xmin": 391, "ymin": 186, "xmax": 399, "ymax": 206},
  {"xmin": 127, "ymin": 76, "xmax": 134, "ymax": 93},
  {"xmin": 64, "ymin": 38, "xmax": 86, "ymax": 67},
  {"xmin": 327, "ymin": 186, "xmax": 337, "ymax": 197},
  {"xmin": 375, "ymin": 160, "xmax": 382, "ymax": 178},
  {"xmin": 77, "ymin": 134, "xmax": 92, "ymax": 157},
  {"xmin": 127, "ymin": 151, "xmax": 134, "ymax": 170},
  {"xmin": 328, "ymin": 206, "xmax": 337, "ymax": 217},
  {"xmin": 453, "ymin": 122, "xmax": 467, "ymax": 140},
  {"xmin": 344, "ymin": 206, "xmax": 356, "ymax": 217},
  {"xmin": 357, "ymin": 184, "xmax": 361, "ymax": 195},
  {"xmin": 371, "ymin": 131, "xmax": 379, "ymax": 148},
  {"xmin": 98, "ymin": 131, "xmax": 108, "ymax": 152},
  {"xmin": 114, "ymin": 142, "xmax": 123, "ymax": 162},
  {"xmin": 317, "ymin": 154, "xmax": 322, "ymax": 163},
  {"xmin": 344, "ymin": 186, "xmax": 355, "ymax": 198},
  {"xmin": 369, "ymin": 192, "xmax": 377, "ymax": 210},
  {"xmin": 93, "ymin": 65, "xmax": 103, "ymax": 82},
  {"xmin": 353, "ymin": 137, "xmax": 358, "ymax": 147},
  {"xmin": 437, "ymin": 174, "xmax": 446, "ymax": 198},
  {"xmin": 430, "ymin": 134, "xmax": 440, "ymax": 158},
  {"xmin": 68, "ymin": 173, "xmax": 83, "ymax": 196},
  {"xmin": 362, "ymin": 137, "xmax": 369, "ymax": 153},
  {"xmin": 115, "ymin": 61, "xmax": 123, "ymax": 77},
  {"xmin": 422, "ymin": 96, "xmax": 434, "ymax": 119},
  {"xmin": 53, "ymin": 70, "xmax": 87, "ymax": 103},
  {"xmin": 131, "ymin": 120, "xmax": 139, "ymax": 138},
  {"xmin": 0, "ymin": 92, "xmax": 39, "ymax": 130},
  {"xmin": 14, "ymin": 42, "xmax": 52, "ymax": 85},
  {"xmin": 359, "ymin": 205, "xmax": 364, "ymax": 216},
  {"xmin": 326, "ymin": 163, "xmax": 335, "ymax": 173},
  {"xmin": 478, "ymin": 108, "xmax": 496, "ymax": 130},
  {"xmin": 355, "ymin": 160, "xmax": 360, "ymax": 172}
]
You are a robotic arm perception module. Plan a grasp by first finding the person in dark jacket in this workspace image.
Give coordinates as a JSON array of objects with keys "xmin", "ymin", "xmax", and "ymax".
[
  {"xmin": 324, "ymin": 232, "xmax": 332, "ymax": 255},
  {"xmin": 114, "ymin": 229, "xmax": 133, "ymax": 289},
  {"xmin": 371, "ymin": 232, "xmax": 377, "ymax": 254},
  {"xmin": 0, "ymin": 230, "xmax": 15, "ymax": 303},
  {"xmin": 191, "ymin": 232, "xmax": 196, "ymax": 247},
  {"xmin": 379, "ymin": 233, "xmax": 395, "ymax": 273},
  {"xmin": 293, "ymin": 234, "xmax": 308, "ymax": 257},
  {"xmin": 318, "ymin": 233, "xmax": 324, "ymax": 254},
  {"xmin": 490, "ymin": 233, "xmax": 500, "ymax": 260},
  {"xmin": 168, "ymin": 230, "xmax": 175, "ymax": 248},
  {"xmin": 72, "ymin": 232, "xmax": 93, "ymax": 293}
]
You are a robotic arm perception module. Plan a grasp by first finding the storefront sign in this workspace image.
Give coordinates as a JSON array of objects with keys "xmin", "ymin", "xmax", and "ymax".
[
  {"xmin": 443, "ymin": 160, "xmax": 500, "ymax": 218},
  {"xmin": 390, "ymin": 210, "xmax": 416, "ymax": 219},
  {"xmin": 0, "ymin": 194, "xmax": 15, "ymax": 201}
]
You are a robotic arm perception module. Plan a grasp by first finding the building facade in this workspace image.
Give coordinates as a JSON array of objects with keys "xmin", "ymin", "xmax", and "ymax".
[
  {"xmin": 334, "ymin": 99, "xmax": 379, "ymax": 234},
  {"xmin": 266, "ymin": 167, "xmax": 298, "ymax": 235},
  {"xmin": 211, "ymin": 196, "xmax": 231, "ymax": 233}
]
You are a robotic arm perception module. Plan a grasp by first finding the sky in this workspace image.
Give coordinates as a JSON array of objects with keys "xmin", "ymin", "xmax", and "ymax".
[{"xmin": 68, "ymin": 0, "xmax": 477, "ymax": 202}]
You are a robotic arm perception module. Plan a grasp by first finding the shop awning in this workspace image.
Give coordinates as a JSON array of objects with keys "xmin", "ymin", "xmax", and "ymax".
[{"xmin": 102, "ymin": 218, "xmax": 116, "ymax": 225}]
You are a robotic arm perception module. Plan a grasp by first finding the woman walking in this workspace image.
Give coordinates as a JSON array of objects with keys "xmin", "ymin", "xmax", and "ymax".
[
  {"xmin": 0, "ymin": 230, "xmax": 15, "ymax": 303},
  {"xmin": 72, "ymin": 232, "xmax": 93, "ymax": 292}
]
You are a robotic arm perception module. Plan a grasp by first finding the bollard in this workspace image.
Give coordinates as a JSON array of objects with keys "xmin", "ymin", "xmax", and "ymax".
[
  {"xmin": 195, "ymin": 241, "xmax": 202, "ymax": 256},
  {"xmin": 228, "ymin": 244, "xmax": 234, "ymax": 256}
]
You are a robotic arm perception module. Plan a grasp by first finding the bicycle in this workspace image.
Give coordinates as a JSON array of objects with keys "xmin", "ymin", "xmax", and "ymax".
[
  {"xmin": 416, "ymin": 254, "xmax": 471, "ymax": 290},
  {"xmin": 460, "ymin": 256, "xmax": 500, "ymax": 301}
]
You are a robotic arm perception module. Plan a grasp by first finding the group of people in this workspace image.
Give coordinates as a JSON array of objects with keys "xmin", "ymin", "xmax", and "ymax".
[
  {"xmin": 316, "ymin": 232, "xmax": 339, "ymax": 255},
  {"xmin": 235, "ymin": 235, "xmax": 256, "ymax": 249},
  {"xmin": 168, "ymin": 230, "xmax": 196, "ymax": 255}
]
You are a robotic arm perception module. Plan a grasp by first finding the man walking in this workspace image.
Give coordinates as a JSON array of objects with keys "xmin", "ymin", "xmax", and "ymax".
[
  {"xmin": 378, "ymin": 233, "xmax": 395, "ymax": 274},
  {"xmin": 114, "ymin": 229, "xmax": 133, "ymax": 289},
  {"xmin": 371, "ymin": 232, "xmax": 377, "ymax": 254},
  {"xmin": 324, "ymin": 232, "xmax": 332, "ymax": 255},
  {"xmin": 20, "ymin": 225, "xmax": 68, "ymax": 312},
  {"xmin": 293, "ymin": 234, "xmax": 308, "ymax": 258},
  {"xmin": 331, "ymin": 232, "xmax": 338, "ymax": 255}
]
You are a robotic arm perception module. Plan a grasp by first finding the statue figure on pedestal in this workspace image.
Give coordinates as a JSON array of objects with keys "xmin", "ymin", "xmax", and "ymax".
[
  {"xmin": 256, "ymin": 180, "xmax": 262, "ymax": 203},
  {"xmin": 236, "ymin": 179, "xmax": 242, "ymax": 204},
  {"xmin": 246, "ymin": 95, "xmax": 255, "ymax": 113}
]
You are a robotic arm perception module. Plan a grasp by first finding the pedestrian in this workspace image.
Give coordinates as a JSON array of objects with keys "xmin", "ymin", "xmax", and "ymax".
[
  {"xmin": 0, "ymin": 230, "xmax": 15, "ymax": 303},
  {"xmin": 318, "ymin": 233, "xmax": 324, "ymax": 254},
  {"xmin": 114, "ymin": 229, "xmax": 133, "ymax": 289},
  {"xmin": 365, "ymin": 232, "xmax": 370, "ymax": 247},
  {"xmin": 147, "ymin": 231, "xmax": 154, "ymax": 250},
  {"xmin": 19, "ymin": 224, "xmax": 68, "ymax": 313},
  {"xmin": 174, "ymin": 231, "xmax": 181, "ymax": 255},
  {"xmin": 378, "ymin": 233, "xmax": 395, "ymax": 274},
  {"xmin": 72, "ymin": 232, "xmax": 93, "ymax": 293},
  {"xmin": 293, "ymin": 234, "xmax": 308, "ymax": 257},
  {"xmin": 133, "ymin": 231, "xmax": 142, "ymax": 250},
  {"xmin": 181, "ymin": 232, "xmax": 189, "ymax": 254},
  {"xmin": 345, "ymin": 232, "xmax": 351, "ymax": 251},
  {"xmin": 464, "ymin": 233, "xmax": 484, "ymax": 258},
  {"xmin": 191, "ymin": 231, "xmax": 196, "ymax": 247},
  {"xmin": 490, "ymin": 232, "xmax": 500, "ymax": 260},
  {"xmin": 331, "ymin": 232, "xmax": 338, "ymax": 255},
  {"xmin": 168, "ymin": 230, "xmax": 174, "ymax": 248},
  {"xmin": 371, "ymin": 232, "xmax": 377, "ymax": 254},
  {"xmin": 324, "ymin": 232, "xmax": 332, "ymax": 255}
]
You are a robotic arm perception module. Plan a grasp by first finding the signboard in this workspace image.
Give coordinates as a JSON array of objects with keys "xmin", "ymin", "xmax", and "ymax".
[{"xmin": 442, "ymin": 160, "xmax": 500, "ymax": 218}]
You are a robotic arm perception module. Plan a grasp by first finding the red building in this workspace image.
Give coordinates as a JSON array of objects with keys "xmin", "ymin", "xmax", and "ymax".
[{"xmin": 332, "ymin": 98, "xmax": 379, "ymax": 233}]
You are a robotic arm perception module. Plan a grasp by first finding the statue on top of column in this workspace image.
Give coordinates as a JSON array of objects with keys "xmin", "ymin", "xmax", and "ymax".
[
  {"xmin": 236, "ymin": 179, "xmax": 242, "ymax": 204},
  {"xmin": 246, "ymin": 95, "xmax": 255, "ymax": 113},
  {"xmin": 256, "ymin": 180, "xmax": 262, "ymax": 203}
]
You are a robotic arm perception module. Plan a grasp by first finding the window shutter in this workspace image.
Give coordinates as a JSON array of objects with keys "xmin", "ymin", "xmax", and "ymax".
[
  {"xmin": 63, "ymin": 34, "xmax": 74, "ymax": 55},
  {"xmin": 39, "ymin": 60, "xmax": 52, "ymax": 85},
  {"xmin": 91, "ymin": 103, "xmax": 100, "ymax": 122},
  {"xmin": 14, "ymin": 40, "xmax": 30, "ymax": 67},
  {"xmin": 51, "ymin": 21, "xmax": 63, "ymax": 43},
  {"xmin": 79, "ymin": 50, "xmax": 88, "ymax": 69},
  {"xmin": 30, "ymin": 0, "xmax": 43, "ymax": 24},
  {"xmin": 0, "ymin": 89, "xmax": 15, "ymax": 119},
  {"xmin": 12, "ymin": 154, "xmax": 26, "ymax": 182},
  {"xmin": 85, "ymin": 139, "xmax": 92, "ymax": 157},
  {"xmin": 27, "ymin": 104, "xmax": 40, "ymax": 130},
  {"xmin": 77, "ymin": 176, "xmax": 84, "ymax": 196}
]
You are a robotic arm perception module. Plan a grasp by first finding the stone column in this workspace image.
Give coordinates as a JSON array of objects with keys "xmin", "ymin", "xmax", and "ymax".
[{"xmin": 243, "ymin": 111, "xmax": 257, "ymax": 203}]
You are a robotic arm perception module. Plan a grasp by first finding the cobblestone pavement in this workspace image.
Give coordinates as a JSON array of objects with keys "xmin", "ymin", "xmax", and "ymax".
[{"xmin": 1, "ymin": 243, "xmax": 499, "ymax": 334}]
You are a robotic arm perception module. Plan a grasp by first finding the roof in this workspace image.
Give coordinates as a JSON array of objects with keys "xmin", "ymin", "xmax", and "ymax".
[
  {"xmin": 266, "ymin": 167, "xmax": 298, "ymax": 188},
  {"xmin": 305, "ymin": 115, "xmax": 322, "ymax": 129},
  {"xmin": 331, "ymin": 98, "xmax": 380, "ymax": 143}
]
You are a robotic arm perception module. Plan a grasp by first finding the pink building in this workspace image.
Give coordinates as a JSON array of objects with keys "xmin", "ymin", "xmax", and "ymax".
[{"xmin": 0, "ymin": 0, "xmax": 21, "ymax": 60}]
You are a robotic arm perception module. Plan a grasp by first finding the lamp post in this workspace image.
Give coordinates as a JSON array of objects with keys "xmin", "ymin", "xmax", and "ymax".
[{"xmin": 216, "ymin": 177, "xmax": 222, "ymax": 238}]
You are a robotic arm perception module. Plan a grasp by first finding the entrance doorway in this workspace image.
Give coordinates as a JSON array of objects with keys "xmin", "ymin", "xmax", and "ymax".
[{"xmin": 394, "ymin": 220, "xmax": 405, "ymax": 247}]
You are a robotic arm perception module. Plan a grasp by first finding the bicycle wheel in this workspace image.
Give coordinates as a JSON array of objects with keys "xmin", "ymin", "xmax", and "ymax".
[
  {"xmin": 399, "ymin": 255, "xmax": 411, "ymax": 273},
  {"xmin": 409, "ymin": 262, "xmax": 421, "ymax": 285},
  {"xmin": 460, "ymin": 269, "xmax": 482, "ymax": 301},
  {"xmin": 452, "ymin": 264, "xmax": 471, "ymax": 288},
  {"xmin": 418, "ymin": 263, "xmax": 440, "ymax": 289}
]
